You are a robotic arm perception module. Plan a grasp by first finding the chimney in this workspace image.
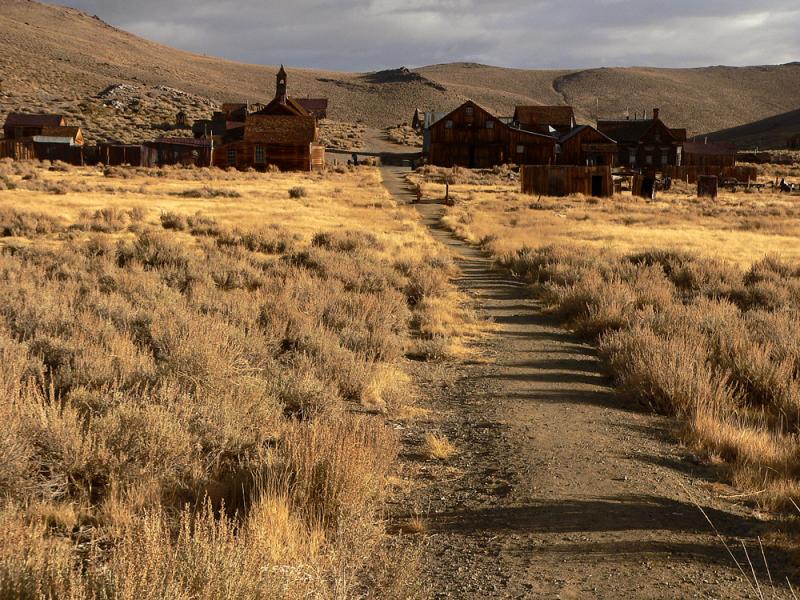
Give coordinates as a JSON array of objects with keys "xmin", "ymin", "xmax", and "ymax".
[{"xmin": 653, "ymin": 108, "xmax": 660, "ymax": 120}]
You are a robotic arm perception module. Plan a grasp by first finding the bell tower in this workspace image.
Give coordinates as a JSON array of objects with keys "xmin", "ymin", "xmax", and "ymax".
[{"xmin": 276, "ymin": 65, "xmax": 287, "ymax": 103}]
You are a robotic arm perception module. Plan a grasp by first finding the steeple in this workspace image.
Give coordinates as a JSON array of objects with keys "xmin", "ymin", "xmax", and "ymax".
[{"xmin": 276, "ymin": 65, "xmax": 287, "ymax": 103}]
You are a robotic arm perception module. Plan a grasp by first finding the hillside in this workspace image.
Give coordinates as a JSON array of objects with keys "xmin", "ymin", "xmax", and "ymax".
[
  {"xmin": 706, "ymin": 107, "xmax": 800, "ymax": 149},
  {"xmin": 0, "ymin": 0, "xmax": 799, "ymax": 145}
]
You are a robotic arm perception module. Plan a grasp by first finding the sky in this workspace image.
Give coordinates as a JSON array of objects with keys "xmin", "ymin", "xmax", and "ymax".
[{"xmin": 54, "ymin": 0, "xmax": 799, "ymax": 72}]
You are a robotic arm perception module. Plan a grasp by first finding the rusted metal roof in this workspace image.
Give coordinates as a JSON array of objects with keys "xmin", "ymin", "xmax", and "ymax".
[{"xmin": 4, "ymin": 113, "xmax": 65, "ymax": 128}]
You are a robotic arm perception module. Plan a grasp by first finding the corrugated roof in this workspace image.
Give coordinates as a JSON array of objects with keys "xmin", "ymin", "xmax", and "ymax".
[
  {"xmin": 514, "ymin": 106, "xmax": 575, "ymax": 128},
  {"xmin": 4, "ymin": 113, "xmax": 65, "ymax": 128}
]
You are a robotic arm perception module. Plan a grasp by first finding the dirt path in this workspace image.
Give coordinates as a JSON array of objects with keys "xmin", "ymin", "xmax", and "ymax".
[{"xmin": 377, "ymin": 165, "xmax": 794, "ymax": 599}]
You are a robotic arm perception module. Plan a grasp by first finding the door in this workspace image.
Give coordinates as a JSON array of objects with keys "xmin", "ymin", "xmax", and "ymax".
[
  {"xmin": 591, "ymin": 175, "xmax": 603, "ymax": 197},
  {"xmin": 468, "ymin": 145, "xmax": 476, "ymax": 169}
]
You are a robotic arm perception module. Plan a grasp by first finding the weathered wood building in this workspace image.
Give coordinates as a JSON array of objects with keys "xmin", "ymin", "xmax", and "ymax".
[
  {"xmin": 149, "ymin": 137, "xmax": 212, "ymax": 167},
  {"xmin": 1, "ymin": 113, "xmax": 86, "ymax": 164},
  {"xmin": 212, "ymin": 66, "xmax": 323, "ymax": 171},
  {"xmin": 428, "ymin": 101, "xmax": 555, "ymax": 168},
  {"xmin": 556, "ymin": 125, "xmax": 617, "ymax": 166},
  {"xmin": 597, "ymin": 109, "xmax": 683, "ymax": 168},
  {"xmin": 2, "ymin": 113, "xmax": 66, "ymax": 139}
]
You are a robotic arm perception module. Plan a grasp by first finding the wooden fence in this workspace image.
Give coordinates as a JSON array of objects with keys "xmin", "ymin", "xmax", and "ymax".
[{"xmin": 663, "ymin": 165, "xmax": 758, "ymax": 184}]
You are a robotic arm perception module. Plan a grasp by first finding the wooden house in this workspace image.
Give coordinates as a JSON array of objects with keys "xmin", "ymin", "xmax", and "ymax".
[
  {"xmin": 97, "ymin": 143, "xmax": 157, "ymax": 167},
  {"xmin": 682, "ymin": 141, "xmax": 737, "ymax": 167},
  {"xmin": 427, "ymin": 101, "xmax": 555, "ymax": 168},
  {"xmin": 514, "ymin": 106, "xmax": 576, "ymax": 135},
  {"xmin": 2, "ymin": 113, "xmax": 65, "ymax": 140},
  {"xmin": 214, "ymin": 66, "xmax": 323, "ymax": 171},
  {"xmin": 40, "ymin": 126, "xmax": 84, "ymax": 146},
  {"xmin": 597, "ymin": 109, "xmax": 683, "ymax": 168},
  {"xmin": 411, "ymin": 108, "xmax": 423, "ymax": 131},
  {"xmin": 556, "ymin": 125, "xmax": 617, "ymax": 166},
  {"xmin": 148, "ymin": 137, "xmax": 211, "ymax": 167}
]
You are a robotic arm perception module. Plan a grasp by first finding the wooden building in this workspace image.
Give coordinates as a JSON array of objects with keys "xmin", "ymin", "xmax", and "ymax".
[
  {"xmin": 97, "ymin": 143, "xmax": 157, "ymax": 167},
  {"xmin": 682, "ymin": 141, "xmax": 737, "ymax": 167},
  {"xmin": 788, "ymin": 134, "xmax": 800, "ymax": 150},
  {"xmin": 597, "ymin": 109, "xmax": 683, "ymax": 168},
  {"xmin": 296, "ymin": 98, "xmax": 329, "ymax": 120},
  {"xmin": 521, "ymin": 165, "xmax": 613, "ymax": 197},
  {"xmin": 2, "ymin": 113, "xmax": 65, "ymax": 140},
  {"xmin": 148, "ymin": 137, "xmax": 211, "ymax": 167},
  {"xmin": 427, "ymin": 101, "xmax": 555, "ymax": 168},
  {"xmin": 213, "ymin": 66, "xmax": 323, "ymax": 171},
  {"xmin": 514, "ymin": 106, "xmax": 576, "ymax": 135},
  {"xmin": 556, "ymin": 125, "xmax": 617, "ymax": 166}
]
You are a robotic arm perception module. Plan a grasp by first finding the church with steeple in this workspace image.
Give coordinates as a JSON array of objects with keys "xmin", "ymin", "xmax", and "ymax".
[{"xmin": 211, "ymin": 65, "xmax": 325, "ymax": 171}]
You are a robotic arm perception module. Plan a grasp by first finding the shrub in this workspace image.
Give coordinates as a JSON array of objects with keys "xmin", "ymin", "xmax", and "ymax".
[{"xmin": 288, "ymin": 186, "xmax": 307, "ymax": 199}]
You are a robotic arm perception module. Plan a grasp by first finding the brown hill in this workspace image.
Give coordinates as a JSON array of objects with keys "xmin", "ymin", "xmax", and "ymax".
[
  {"xmin": 1, "ymin": 0, "xmax": 799, "ymax": 145},
  {"xmin": 705, "ymin": 107, "xmax": 800, "ymax": 149}
]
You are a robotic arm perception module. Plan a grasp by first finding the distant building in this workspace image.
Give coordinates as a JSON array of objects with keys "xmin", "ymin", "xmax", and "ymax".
[
  {"xmin": 149, "ymin": 137, "xmax": 212, "ymax": 167},
  {"xmin": 295, "ymin": 98, "xmax": 329, "ymax": 120},
  {"xmin": 213, "ymin": 66, "xmax": 324, "ymax": 171},
  {"xmin": 556, "ymin": 125, "xmax": 617, "ymax": 166},
  {"xmin": 175, "ymin": 111, "xmax": 188, "ymax": 128},
  {"xmin": 2, "ymin": 113, "xmax": 65, "ymax": 140},
  {"xmin": 597, "ymin": 108, "xmax": 683, "ymax": 168},
  {"xmin": 788, "ymin": 133, "xmax": 800, "ymax": 150},
  {"xmin": 514, "ymin": 106, "xmax": 576, "ymax": 135},
  {"xmin": 683, "ymin": 141, "xmax": 737, "ymax": 167},
  {"xmin": 427, "ymin": 100, "xmax": 555, "ymax": 168}
]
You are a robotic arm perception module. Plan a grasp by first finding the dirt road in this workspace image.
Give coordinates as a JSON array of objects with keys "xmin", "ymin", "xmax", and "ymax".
[{"xmin": 377, "ymin": 164, "xmax": 793, "ymax": 599}]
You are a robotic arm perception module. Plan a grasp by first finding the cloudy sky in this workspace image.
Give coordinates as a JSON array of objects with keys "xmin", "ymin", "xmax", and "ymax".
[{"xmin": 55, "ymin": 0, "xmax": 799, "ymax": 71}]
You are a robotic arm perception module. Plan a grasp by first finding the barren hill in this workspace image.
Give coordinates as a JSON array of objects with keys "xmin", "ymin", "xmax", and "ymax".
[
  {"xmin": 706, "ymin": 107, "xmax": 800, "ymax": 149},
  {"xmin": 1, "ymin": 0, "xmax": 799, "ymax": 145}
]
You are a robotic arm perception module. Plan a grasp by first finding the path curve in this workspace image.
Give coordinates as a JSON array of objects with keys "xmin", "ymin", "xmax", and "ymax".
[{"xmin": 378, "ymin": 164, "xmax": 792, "ymax": 599}]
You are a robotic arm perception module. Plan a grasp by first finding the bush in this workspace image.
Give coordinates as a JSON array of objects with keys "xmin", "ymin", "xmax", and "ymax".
[{"xmin": 288, "ymin": 186, "xmax": 307, "ymax": 199}]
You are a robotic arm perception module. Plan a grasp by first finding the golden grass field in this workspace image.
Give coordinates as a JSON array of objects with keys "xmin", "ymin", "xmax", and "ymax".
[
  {"xmin": 412, "ymin": 165, "xmax": 800, "ymax": 513},
  {"xmin": 0, "ymin": 161, "xmax": 473, "ymax": 599}
]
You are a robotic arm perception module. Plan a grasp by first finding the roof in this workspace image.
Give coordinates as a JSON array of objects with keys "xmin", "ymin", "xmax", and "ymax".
[
  {"xmin": 295, "ymin": 98, "xmax": 329, "ymax": 113},
  {"xmin": 514, "ymin": 106, "xmax": 575, "ymax": 128},
  {"xmin": 4, "ymin": 113, "xmax": 65, "ymax": 128},
  {"xmin": 424, "ymin": 111, "xmax": 447, "ymax": 129},
  {"xmin": 558, "ymin": 125, "xmax": 616, "ymax": 144},
  {"xmin": 31, "ymin": 136, "xmax": 74, "ymax": 144},
  {"xmin": 257, "ymin": 95, "xmax": 310, "ymax": 118},
  {"xmin": 597, "ymin": 119, "xmax": 659, "ymax": 143},
  {"xmin": 41, "ymin": 126, "xmax": 81, "ymax": 139},
  {"xmin": 683, "ymin": 141, "xmax": 737, "ymax": 156},
  {"xmin": 152, "ymin": 137, "xmax": 211, "ymax": 147}
]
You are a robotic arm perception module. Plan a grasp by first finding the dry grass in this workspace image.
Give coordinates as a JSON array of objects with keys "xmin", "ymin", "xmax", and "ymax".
[
  {"xmin": 423, "ymin": 433, "xmax": 458, "ymax": 460},
  {"xmin": 0, "ymin": 162, "xmax": 470, "ymax": 598},
  {"xmin": 434, "ymin": 172, "xmax": 800, "ymax": 512}
]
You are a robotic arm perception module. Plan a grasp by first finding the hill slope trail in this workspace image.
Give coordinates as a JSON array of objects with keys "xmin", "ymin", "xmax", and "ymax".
[{"xmin": 378, "ymin": 167, "xmax": 794, "ymax": 598}]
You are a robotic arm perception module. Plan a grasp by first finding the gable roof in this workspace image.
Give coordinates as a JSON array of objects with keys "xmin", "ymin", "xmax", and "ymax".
[
  {"xmin": 257, "ymin": 95, "xmax": 310, "ymax": 117},
  {"xmin": 41, "ymin": 126, "xmax": 82, "ymax": 140},
  {"xmin": 514, "ymin": 106, "xmax": 575, "ymax": 128},
  {"xmin": 558, "ymin": 125, "xmax": 616, "ymax": 144},
  {"xmin": 597, "ymin": 119, "xmax": 676, "ymax": 144},
  {"xmin": 4, "ymin": 113, "xmax": 65, "ymax": 128}
]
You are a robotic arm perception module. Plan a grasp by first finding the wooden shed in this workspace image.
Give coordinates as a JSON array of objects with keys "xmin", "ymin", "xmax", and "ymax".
[
  {"xmin": 149, "ymin": 137, "xmax": 212, "ymax": 167},
  {"xmin": 2, "ymin": 113, "xmax": 65, "ymax": 140},
  {"xmin": 521, "ymin": 165, "xmax": 613, "ymax": 197},
  {"xmin": 557, "ymin": 125, "xmax": 617, "ymax": 166},
  {"xmin": 97, "ymin": 143, "xmax": 158, "ymax": 167}
]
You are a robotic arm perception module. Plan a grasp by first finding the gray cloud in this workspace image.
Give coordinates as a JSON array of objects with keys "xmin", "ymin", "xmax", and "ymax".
[{"xmin": 52, "ymin": 0, "xmax": 799, "ymax": 71}]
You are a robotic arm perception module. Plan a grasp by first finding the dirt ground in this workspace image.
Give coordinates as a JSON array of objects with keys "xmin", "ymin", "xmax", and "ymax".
[{"xmin": 377, "ymin": 163, "xmax": 797, "ymax": 599}]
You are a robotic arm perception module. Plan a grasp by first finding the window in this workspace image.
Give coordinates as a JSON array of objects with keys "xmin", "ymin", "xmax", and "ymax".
[
  {"xmin": 661, "ymin": 150, "xmax": 669, "ymax": 165},
  {"xmin": 227, "ymin": 148, "xmax": 237, "ymax": 165},
  {"xmin": 255, "ymin": 145, "xmax": 265, "ymax": 163},
  {"xmin": 486, "ymin": 120, "xmax": 494, "ymax": 129},
  {"xmin": 628, "ymin": 149, "xmax": 637, "ymax": 166},
  {"xmin": 465, "ymin": 106, "xmax": 474, "ymax": 117},
  {"xmin": 445, "ymin": 120, "xmax": 453, "ymax": 129},
  {"xmin": 516, "ymin": 145, "xmax": 525, "ymax": 154},
  {"xmin": 645, "ymin": 154, "xmax": 653, "ymax": 165}
]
